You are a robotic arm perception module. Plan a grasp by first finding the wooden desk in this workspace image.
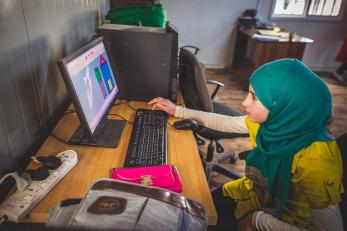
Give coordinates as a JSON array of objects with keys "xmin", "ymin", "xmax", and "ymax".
[
  {"xmin": 233, "ymin": 28, "xmax": 314, "ymax": 69},
  {"xmin": 24, "ymin": 99, "xmax": 217, "ymax": 225}
]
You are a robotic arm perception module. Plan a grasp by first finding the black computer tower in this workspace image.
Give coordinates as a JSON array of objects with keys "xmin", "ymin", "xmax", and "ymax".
[{"xmin": 97, "ymin": 23, "xmax": 178, "ymax": 102}]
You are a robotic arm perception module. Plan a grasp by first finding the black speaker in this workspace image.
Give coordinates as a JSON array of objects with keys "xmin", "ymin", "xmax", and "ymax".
[{"xmin": 97, "ymin": 23, "xmax": 178, "ymax": 102}]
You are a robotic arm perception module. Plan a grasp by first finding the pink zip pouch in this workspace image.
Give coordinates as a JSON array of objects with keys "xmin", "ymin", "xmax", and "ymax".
[{"xmin": 109, "ymin": 164, "xmax": 183, "ymax": 193}]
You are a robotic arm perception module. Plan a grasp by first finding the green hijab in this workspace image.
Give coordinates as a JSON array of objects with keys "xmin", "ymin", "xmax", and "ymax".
[{"xmin": 245, "ymin": 58, "xmax": 333, "ymax": 216}]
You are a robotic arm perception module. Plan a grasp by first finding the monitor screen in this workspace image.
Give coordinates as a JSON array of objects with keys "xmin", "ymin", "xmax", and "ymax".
[
  {"xmin": 59, "ymin": 38, "xmax": 118, "ymax": 135},
  {"xmin": 66, "ymin": 38, "xmax": 118, "ymax": 133}
]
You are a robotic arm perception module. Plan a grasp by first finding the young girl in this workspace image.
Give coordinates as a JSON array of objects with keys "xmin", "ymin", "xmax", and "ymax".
[{"xmin": 149, "ymin": 58, "xmax": 344, "ymax": 230}]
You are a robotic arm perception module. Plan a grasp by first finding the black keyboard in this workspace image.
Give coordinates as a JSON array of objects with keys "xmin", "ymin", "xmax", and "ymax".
[{"xmin": 124, "ymin": 109, "xmax": 168, "ymax": 167}]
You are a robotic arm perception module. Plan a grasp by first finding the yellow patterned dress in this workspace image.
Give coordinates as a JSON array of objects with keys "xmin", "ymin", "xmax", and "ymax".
[{"xmin": 222, "ymin": 116, "xmax": 343, "ymax": 229}]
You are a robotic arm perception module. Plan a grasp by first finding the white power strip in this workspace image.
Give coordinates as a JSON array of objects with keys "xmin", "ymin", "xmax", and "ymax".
[{"xmin": 0, "ymin": 150, "xmax": 78, "ymax": 223}]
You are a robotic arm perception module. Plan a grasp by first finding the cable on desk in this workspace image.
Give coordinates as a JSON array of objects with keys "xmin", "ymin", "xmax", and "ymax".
[
  {"xmin": 126, "ymin": 101, "xmax": 137, "ymax": 111},
  {"xmin": 64, "ymin": 110, "xmax": 76, "ymax": 115},
  {"xmin": 49, "ymin": 111, "xmax": 76, "ymax": 144},
  {"xmin": 50, "ymin": 133, "xmax": 70, "ymax": 144},
  {"xmin": 107, "ymin": 113, "xmax": 133, "ymax": 124},
  {"xmin": 52, "ymin": 110, "xmax": 133, "ymax": 143},
  {"xmin": 113, "ymin": 99, "xmax": 128, "ymax": 106},
  {"xmin": 48, "ymin": 110, "xmax": 75, "ymax": 144}
]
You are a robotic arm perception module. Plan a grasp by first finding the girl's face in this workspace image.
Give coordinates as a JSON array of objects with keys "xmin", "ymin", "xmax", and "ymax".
[{"xmin": 242, "ymin": 84, "xmax": 269, "ymax": 123}]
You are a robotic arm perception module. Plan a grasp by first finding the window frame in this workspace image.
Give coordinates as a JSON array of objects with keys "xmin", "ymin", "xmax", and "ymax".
[{"xmin": 270, "ymin": 0, "xmax": 346, "ymax": 22}]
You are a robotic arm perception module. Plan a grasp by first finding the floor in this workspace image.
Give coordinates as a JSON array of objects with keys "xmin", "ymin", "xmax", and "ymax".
[{"xmin": 201, "ymin": 67, "xmax": 347, "ymax": 188}]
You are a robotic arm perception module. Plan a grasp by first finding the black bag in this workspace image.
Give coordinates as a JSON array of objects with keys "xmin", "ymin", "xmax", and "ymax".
[{"xmin": 47, "ymin": 179, "xmax": 208, "ymax": 230}]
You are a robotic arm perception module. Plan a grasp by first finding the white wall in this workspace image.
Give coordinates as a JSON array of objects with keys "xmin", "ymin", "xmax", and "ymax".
[
  {"xmin": 162, "ymin": 0, "xmax": 258, "ymax": 68},
  {"xmin": 0, "ymin": 0, "xmax": 109, "ymax": 174},
  {"xmin": 161, "ymin": 0, "xmax": 347, "ymax": 71}
]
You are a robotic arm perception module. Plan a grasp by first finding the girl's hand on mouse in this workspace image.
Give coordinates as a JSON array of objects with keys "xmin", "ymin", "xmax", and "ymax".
[{"xmin": 148, "ymin": 97, "xmax": 176, "ymax": 115}]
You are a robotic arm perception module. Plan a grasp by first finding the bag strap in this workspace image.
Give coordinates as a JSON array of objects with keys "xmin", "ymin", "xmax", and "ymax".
[{"xmin": 91, "ymin": 180, "xmax": 207, "ymax": 221}]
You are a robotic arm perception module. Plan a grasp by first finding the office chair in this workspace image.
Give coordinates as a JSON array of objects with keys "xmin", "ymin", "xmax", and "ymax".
[
  {"xmin": 178, "ymin": 47, "xmax": 249, "ymax": 183},
  {"xmin": 337, "ymin": 132, "xmax": 347, "ymax": 228}
]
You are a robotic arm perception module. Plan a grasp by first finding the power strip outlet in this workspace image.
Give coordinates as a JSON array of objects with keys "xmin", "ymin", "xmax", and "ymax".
[{"xmin": 0, "ymin": 150, "xmax": 78, "ymax": 223}]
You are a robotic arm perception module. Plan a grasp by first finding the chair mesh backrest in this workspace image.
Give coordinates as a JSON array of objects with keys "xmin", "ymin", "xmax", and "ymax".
[
  {"xmin": 337, "ymin": 133, "xmax": 347, "ymax": 226},
  {"xmin": 178, "ymin": 48, "xmax": 213, "ymax": 112}
]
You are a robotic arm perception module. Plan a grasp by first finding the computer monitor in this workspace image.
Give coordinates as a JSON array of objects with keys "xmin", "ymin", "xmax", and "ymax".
[{"xmin": 57, "ymin": 37, "xmax": 125, "ymax": 147}]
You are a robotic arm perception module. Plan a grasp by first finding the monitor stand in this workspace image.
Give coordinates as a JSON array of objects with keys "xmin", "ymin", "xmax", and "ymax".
[{"xmin": 68, "ymin": 119, "xmax": 126, "ymax": 148}]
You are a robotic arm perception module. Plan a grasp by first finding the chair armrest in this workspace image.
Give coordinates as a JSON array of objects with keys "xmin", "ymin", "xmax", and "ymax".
[
  {"xmin": 207, "ymin": 80, "xmax": 224, "ymax": 86},
  {"xmin": 180, "ymin": 45, "xmax": 200, "ymax": 55},
  {"xmin": 196, "ymin": 126, "xmax": 248, "ymax": 140},
  {"xmin": 207, "ymin": 80, "xmax": 225, "ymax": 100}
]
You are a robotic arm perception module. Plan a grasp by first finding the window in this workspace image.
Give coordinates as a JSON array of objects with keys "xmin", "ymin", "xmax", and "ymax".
[{"xmin": 273, "ymin": 0, "xmax": 343, "ymax": 18}]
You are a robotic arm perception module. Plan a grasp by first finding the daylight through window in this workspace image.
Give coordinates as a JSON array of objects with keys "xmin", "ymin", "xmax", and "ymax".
[{"xmin": 273, "ymin": 0, "xmax": 343, "ymax": 17}]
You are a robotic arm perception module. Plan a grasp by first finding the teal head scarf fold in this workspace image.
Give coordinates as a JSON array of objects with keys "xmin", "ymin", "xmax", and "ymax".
[{"xmin": 245, "ymin": 58, "xmax": 333, "ymax": 216}]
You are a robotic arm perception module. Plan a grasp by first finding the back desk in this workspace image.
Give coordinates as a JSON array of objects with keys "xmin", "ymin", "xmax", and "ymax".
[{"xmin": 25, "ymin": 99, "xmax": 218, "ymax": 225}]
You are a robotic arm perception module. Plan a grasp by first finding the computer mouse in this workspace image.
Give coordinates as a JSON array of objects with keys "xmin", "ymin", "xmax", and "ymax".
[{"xmin": 173, "ymin": 119, "xmax": 199, "ymax": 131}]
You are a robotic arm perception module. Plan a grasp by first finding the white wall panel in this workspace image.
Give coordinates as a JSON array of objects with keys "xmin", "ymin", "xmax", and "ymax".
[{"xmin": 0, "ymin": 0, "xmax": 109, "ymax": 175}]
